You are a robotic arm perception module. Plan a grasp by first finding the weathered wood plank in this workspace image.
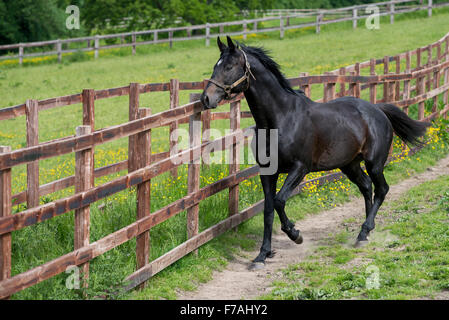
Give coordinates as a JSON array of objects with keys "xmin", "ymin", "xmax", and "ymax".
[
  {"xmin": 83, "ymin": 89, "xmax": 95, "ymax": 187},
  {"xmin": 136, "ymin": 108, "xmax": 152, "ymax": 289},
  {"xmin": 370, "ymin": 59, "xmax": 377, "ymax": 103},
  {"xmin": 169, "ymin": 79, "xmax": 180, "ymax": 179},
  {"xmin": 74, "ymin": 126, "xmax": 92, "ymax": 289},
  {"xmin": 0, "ymin": 146, "xmax": 11, "ymax": 300},
  {"xmin": 229, "ymin": 100, "xmax": 241, "ymax": 230},
  {"xmin": 187, "ymin": 94, "xmax": 202, "ymax": 253},
  {"xmin": 128, "ymin": 83, "xmax": 140, "ymax": 173},
  {"xmin": 25, "ymin": 100, "xmax": 39, "ymax": 209}
]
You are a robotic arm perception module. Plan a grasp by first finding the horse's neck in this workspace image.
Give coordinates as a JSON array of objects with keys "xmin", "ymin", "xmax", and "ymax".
[{"xmin": 243, "ymin": 63, "xmax": 309, "ymax": 129}]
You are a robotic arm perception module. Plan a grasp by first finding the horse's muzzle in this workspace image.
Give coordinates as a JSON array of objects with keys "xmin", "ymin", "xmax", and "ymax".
[{"xmin": 200, "ymin": 90, "xmax": 219, "ymax": 109}]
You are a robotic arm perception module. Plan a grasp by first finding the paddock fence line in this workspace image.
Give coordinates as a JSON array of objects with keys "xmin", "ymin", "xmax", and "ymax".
[
  {"xmin": 1, "ymin": 0, "xmax": 448, "ymax": 64},
  {"xmin": 0, "ymin": 30, "xmax": 448, "ymax": 299}
]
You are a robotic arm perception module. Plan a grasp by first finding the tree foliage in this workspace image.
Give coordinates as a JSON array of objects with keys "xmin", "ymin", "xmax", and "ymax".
[{"xmin": 0, "ymin": 0, "xmax": 69, "ymax": 45}]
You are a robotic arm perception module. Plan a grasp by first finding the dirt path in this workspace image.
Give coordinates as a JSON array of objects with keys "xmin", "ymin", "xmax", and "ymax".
[{"xmin": 177, "ymin": 155, "xmax": 449, "ymax": 300}]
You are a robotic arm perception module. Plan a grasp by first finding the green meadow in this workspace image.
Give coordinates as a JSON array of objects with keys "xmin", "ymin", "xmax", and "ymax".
[{"xmin": 0, "ymin": 7, "xmax": 449, "ymax": 299}]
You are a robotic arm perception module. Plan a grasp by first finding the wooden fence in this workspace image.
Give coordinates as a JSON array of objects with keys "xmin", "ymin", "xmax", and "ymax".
[
  {"xmin": 0, "ymin": 30, "xmax": 449, "ymax": 298},
  {"xmin": 1, "ymin": 0, "xmax": 448, "ymax": 64}
]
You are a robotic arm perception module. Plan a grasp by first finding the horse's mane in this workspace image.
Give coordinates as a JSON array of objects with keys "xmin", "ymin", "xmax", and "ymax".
[{"xmin": 239, "ymin": 44, "xmax": 302, "ymax": 96}]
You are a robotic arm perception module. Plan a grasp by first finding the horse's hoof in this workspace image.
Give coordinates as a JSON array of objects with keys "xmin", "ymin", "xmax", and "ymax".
[
  {"xmin": 354, "ymin": 240, "xmax": 369, "ymax": 248},
  {"xmin": 248, "ymin": 262, "xmax": 265, "ymax": 271},
  {"xmin": 295, "ymin": 231, "xmax": 303, "ymax": 244}
]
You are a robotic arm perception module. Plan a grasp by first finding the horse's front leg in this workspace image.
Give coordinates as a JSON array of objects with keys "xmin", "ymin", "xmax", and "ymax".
[
  {"xmin": 274, "ymin": 162, "xmax": 308, "ymax": 244},
  {"xmin": 251, "ymin": 174, "xmax": 278, "ymax": 269}
]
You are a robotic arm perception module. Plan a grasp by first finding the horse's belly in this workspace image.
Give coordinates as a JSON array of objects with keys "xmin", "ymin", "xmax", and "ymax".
[{"xmin": 311, "ymin": 138, "xmax": 362, "ymax": 171}]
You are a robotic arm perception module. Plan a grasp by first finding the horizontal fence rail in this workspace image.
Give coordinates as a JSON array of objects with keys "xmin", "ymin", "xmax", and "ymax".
[
  {"xmin": 1, "ymin": 0, "xmax": 448, "ymax": 64},
  {"xmin": 0, "ymin": 29, "xmax": 448, "ymax": 298}
]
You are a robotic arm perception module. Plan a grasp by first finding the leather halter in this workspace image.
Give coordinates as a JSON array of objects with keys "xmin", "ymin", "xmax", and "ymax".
[{"xmin": 206, "ymin": 49, "xmax": 256, "ymax": 100}]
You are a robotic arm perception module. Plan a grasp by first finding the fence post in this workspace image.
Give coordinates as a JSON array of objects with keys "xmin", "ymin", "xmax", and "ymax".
[
  {"xmin": 428, "ymin": 0, "xmax": 433, "ymax": 17},
  {"xmin": 128, "ymin": 83, "xmax": 140, "ymax": 173},
  {"xmin": 417, "ymin": 47, "xmax": 422, "ymax": 71},
  {"xmin": 154, "ymin": 31, "xmax": 158, "ymax": 43},
  {"xmin": 444, "ymin": 65, "xmax": 449, "ymax": 119},
  {"xmin": 417, "ymin": 73, "xmax": 426, "ymax": 120},
  {"xmin": 169, "ymin": 31, "xmax": 173, "ymax": 49},
  {"xmin": 349, "ymin": 71, "xmax": 357, "ymax": 97},
  {"xmin": 243, "ymin": 20, "xmax": 248, "ymax": 40},
  {"xmin": 444, "ymin": 40, "xmax": 449, "ymax": 119},
  {"xmin": 280, "ymin": 16, "xmax": 285, "ymax": 39},
  {"xmin": 432, "ymin": 61, "xmax": 440, "ymax": 114},
  {"xmin": 316, "ymin": 13, "xmax": 322, "ymax": 34},
  {"xmin": 390, "ymin": 4, "xmax": 395, "ymax": 24},
  {"xmin": 426, "ymin": 45, "xmax": 432, "ymax": 91},
  {"xmin": 370, "ymin": 59, "xmax": 377, "ymax": 104},
  {"xmin": 74, "ymin": 125, "xmax": 93, "ymax": 290},
  {"xmin": 169, "ymin": 79, "xmax": 180, "ymax": 179},
  {"xmin": 229, "ymin": 100, "xmax": 241, "ymax": 230},
  {"xmin": 352, "ymin": 9, "xmax": 358, "ymax": 29},
  {"xmin": 403, "ymin": 51, "xmax": 412, "ymax": 114},
  {"xmin": 19, "ymin": 44, "xmax": 24, "ymax": 65},
  {"xmin": 395, "ymin": 55, "xmax": 401, "ymax": 102},
  {"xmin": 94, "ymin": 36, "xmax": 99, "ymax": 59},
  {"xmin": 323, "ymin": 72, "xmax": 335, "ymax": 102},
  {"xmin": 383, "ymin": 56, "xmax": 390, "ymax": 102},
  {"xmin": 0, "ymin": 146, "xmax": 12, "ymax": 300},
  {"xmin": 82, "ymin": 89, "xmax": 95, "ymax": 187},
  {"xmin": 206, "ymin": 23, "xmax": 211, "ymax": 47},
  {"xmin": 25, "ymin": 99, "xmax": 39, "ymax": 209},
  {"xmin": 402, "ymin": 51, "xmax": 412, "ymax": 149},
  {"xmin": 187, "ymin": 93, "xmax": 202, "ymax": 255},
  {"xmin": 57, "ymin": 40, "xmax": 62, "ymax": 63},
  {"xmin": 299, "ymin": 72, "xmax": 311, "ymax": 98},
  {"xmin": 135, "ymin": 107, "xmax": 152, "ymax": 289},
  {"xmin": 202, "ymin": 107, "xmax": 211, "ymax": 167},
  {"xmin": 82, "ymin": 89, "xmax": 95, "ymax": 131},
  {"xmin": 339, "ymin": 67, "xmax": 346, "ymax": 98},
  {"xmin": 354, "ymin": 63, "xmax": 361, "ymax": 98},
  {"xmin": 253, "ymin": 21, "xmax": 258, "ymax": 32},
  {"xmin": 132, "ymin": 32, "xmax": 136, "ymax": 55}
]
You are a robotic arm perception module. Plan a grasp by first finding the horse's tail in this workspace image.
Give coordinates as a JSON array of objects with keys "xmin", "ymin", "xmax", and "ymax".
[{"xmin": 379, "ymin": 103, "xmax": 431, "ymax": 146}]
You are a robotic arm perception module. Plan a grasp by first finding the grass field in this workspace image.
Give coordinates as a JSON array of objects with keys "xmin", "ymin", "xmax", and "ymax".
[{"xmin": 1, "ymin": 7, "xmax": 449, "ymax": 299}]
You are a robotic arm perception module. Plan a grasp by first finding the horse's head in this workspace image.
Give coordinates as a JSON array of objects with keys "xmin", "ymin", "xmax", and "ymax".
[{"xmin": 201, "ymin": 36, "xmax": 254, "ymax": 109}]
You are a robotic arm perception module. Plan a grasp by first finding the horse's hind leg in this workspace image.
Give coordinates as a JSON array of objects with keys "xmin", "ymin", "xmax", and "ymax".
[
  {"xmin": 274, "ymin": 162, "xmax": 308, "ymax": 244},
  {"xmin": 340, "ymin": 160, "xmax": 373, "ymax": 219},
  {"xmin": 357, "ymin": 160, "xmax": 389, "ymax": 244}
]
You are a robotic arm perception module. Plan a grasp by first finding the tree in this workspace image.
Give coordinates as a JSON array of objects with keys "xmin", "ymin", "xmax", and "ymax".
[{"xmin": 0, "ymin": 0, "xmax": 68, "ymax": 45}]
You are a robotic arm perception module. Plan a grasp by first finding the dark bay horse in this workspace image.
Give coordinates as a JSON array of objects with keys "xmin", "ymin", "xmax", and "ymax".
[{"xmin": 200, "ymin": 36, "xmax": 430, "ymax": 269}]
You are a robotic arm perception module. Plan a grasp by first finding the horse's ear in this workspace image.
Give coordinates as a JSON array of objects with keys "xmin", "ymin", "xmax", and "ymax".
[
  {"xmin": 217, "ymin": 37, "xmax": 226, "ymax": 53},
  {"xmin": 227, "ymin": 36, "xmax": 236, "ymax": 51}
]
